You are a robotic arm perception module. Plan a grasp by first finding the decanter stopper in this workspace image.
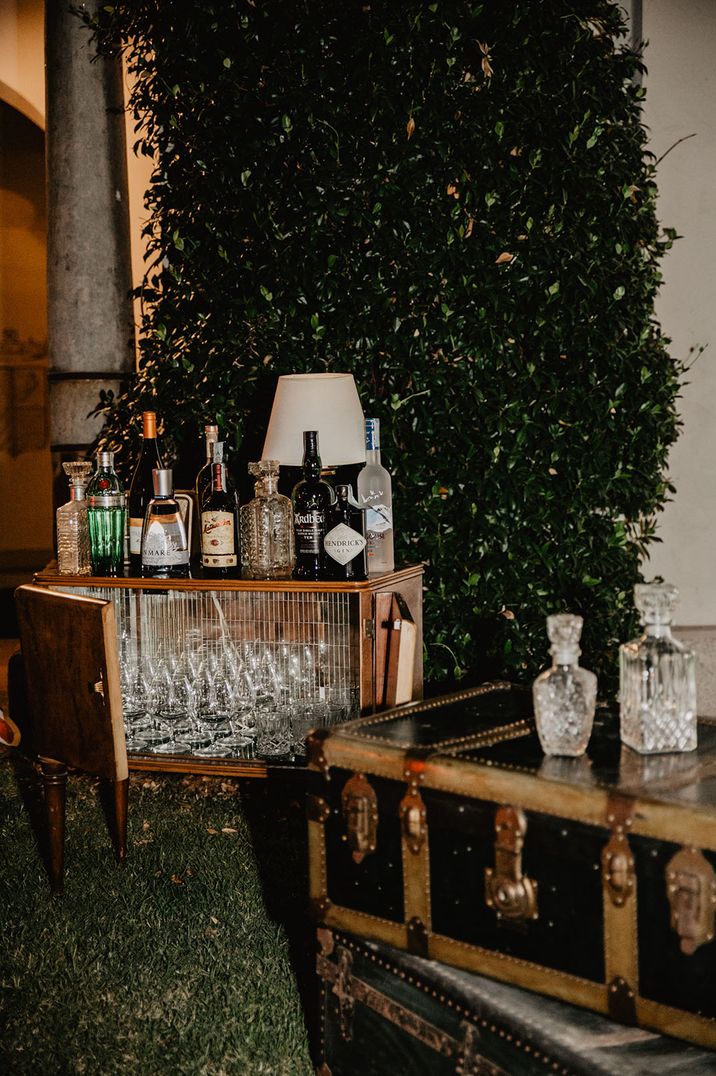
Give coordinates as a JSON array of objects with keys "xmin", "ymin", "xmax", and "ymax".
[
  {"xmin": 619, "ymin": 582, "xmax": 697, "ymax": 754},
  {"xmin": 532, "ymin": 614, "xmax": 597, "ymax": 757},
  {"xmin": 62, "ymin": 460, "xmax": 93, "ymax": 494}
]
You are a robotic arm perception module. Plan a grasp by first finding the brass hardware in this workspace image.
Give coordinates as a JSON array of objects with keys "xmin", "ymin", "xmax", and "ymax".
[
  {"xmin": 363, "ymin": 618, "xmax": 375, "ymax": 639},
  {"xmin": 91, "ymin": 674, "xmax": 105, "ymax": 697},
  {"xmin": 400, "ymin": 789, "xmax": 427, "ymax": 854},
  {"xmin": 607, "ymin": 975, "xmax": 637, "ymax": 1025},
  {"xmin": 333, "ymin": 945, "xmax": 355, "ymax": 1040},
  {"xmin": 309, "ymin": 896, "xmax": 332, "ymax": 921},
  {"xmin": 307, "ymin": 794, "xmax": 331, "ymax": 824},
  {"xmin": 457, "ymin": 1022, "xmax": 509, "ymax": 1076},
  {"xmin": 341, "ymin": 773, "xmax": 378, "ymax": 864},
  {"xmin": 602, "ymin": 830, "xmax": 635, "ymax": 908},
  {"xmin": 406, "ymin": 916, "xmax": 429, "ymax": 957},
  {"xmin": 484, "ymin": 805, "xmax": 538, "ymax": 923},
  {"xmin": 306, "ymin": 728, "xmax": 331, "ymax": 777},
  {"xmin": 666, "ymin": 847, "xmax": 716, "ymax": 956}
]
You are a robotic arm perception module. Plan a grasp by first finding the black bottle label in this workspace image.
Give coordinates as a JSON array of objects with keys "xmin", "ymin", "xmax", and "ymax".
[{"xmin": 294, "ymin": 509, "xmax": 324, "ymax": 554}]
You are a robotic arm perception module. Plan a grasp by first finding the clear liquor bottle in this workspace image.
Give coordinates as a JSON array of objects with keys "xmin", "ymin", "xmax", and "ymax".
[
  {"xmin": 141, "ymin": 468, "xmax": 190, "ymax": 578},
  {"xmin": 532, "ymin": 614, "xmax": 596, "ymax": 756},
  {"xmin": 86, "ymin": 451, "xmax": 126, "ymax": 577},
  {"xmin": 291, "ymin": 430, "xmax": 334, "ymax": 580},
  {"xmin": 239, "ymin": 460, "xmax": 294, "ymax": 580},
  {"xmin": 200, "ymin": 460, "xmax": 239, "ymax": 578},
  {"xmin": 195, "ymin": 423, "xmax": 219, "ymax": 515},
  {"xmin": 56, "ymin": 461, "xmax": 92, "ymax": 575},
  {"xmin": 356, "ymin": 417, "xmax": 394, "ymax": 575},
  {"xmin": 128, "ymin": 410, "xmax": 163, "ymax": 573},
  {"xmin": 619, "ymin": 583, "xmax": 697, "ymax": 754},
  {"xmin": 324, "ymin": 484, "xmax": 367, "ymax": 581}
]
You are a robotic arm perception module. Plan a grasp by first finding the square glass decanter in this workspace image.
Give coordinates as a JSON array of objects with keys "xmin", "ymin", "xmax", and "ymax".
[
  {"xmin": 619, "ymin": 583, "xmax": 697, "ymax": 754},
  {"xmin": 532, "ymin": 613, "xmax": 597, "ymax": 756}
]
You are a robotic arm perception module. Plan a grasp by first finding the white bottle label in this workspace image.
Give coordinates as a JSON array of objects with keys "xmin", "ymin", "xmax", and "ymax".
[
  {"xmin": 129, "ymin": 518, "xmax": 144, "ymax": 555},
  {"xmin": 324, "ymin": 523, "xmax": 366, "ymax": 565},
  {"xmin": 142, "ymin": 521, "xmax": 190, "ymax": 565},
  {"xmin": 201, "ymin": 511, "xmax": 237, "ymax": 566},
  {"xmin": 365, "ymin": 503, "xmax": 392, "ymax": 535}
]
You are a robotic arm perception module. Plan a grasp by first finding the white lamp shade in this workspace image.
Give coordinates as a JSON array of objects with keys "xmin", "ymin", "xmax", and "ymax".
[{"xmin": 262, "ymin": 373, "xmax": 366, "ymax": 467}]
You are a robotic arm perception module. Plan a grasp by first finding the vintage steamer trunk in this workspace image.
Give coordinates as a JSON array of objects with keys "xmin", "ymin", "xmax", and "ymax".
[
  {"xmin": 306, "ymin": 682, "xmax": 716, "ymax": 1049},
  {"xmin": 317, "ymin": 928, "xmax": 716, "ymax": 1075}
]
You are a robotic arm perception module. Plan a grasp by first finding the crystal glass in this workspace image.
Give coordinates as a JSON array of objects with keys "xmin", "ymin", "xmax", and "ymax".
[
  {"xmin": 86, "ymin": 451, "xmax": 126, "ymax": 576},
  {"xmin": 240, "ymin": 460, "xmax": 295, "ymax": 579},
  {"xmin": 619, "ymin": 583, "xmax": 697, "ymax": 754},
  {"xmin": 56, "ymin": 461, "xmax": 92, "ymax": 575},
  {"xmin": 532, "ymin": 614, "xmax": 597, "ymax": 756}
]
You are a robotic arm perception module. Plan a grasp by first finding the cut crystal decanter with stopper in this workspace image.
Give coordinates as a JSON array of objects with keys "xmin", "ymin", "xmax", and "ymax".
[
  {"xmin": 619, "ymin": 583, "xmax": 697, "ymax": 754},
  {"xmin": 532, "ymin": 613, "xmax": 597, "ymax": 756},
  {"xmin": 56, "ymin": 461, "xmax": 93, "ymax": 575},
  {"xmin": 240, "ymin": 460, "xmax": 295, "ymax": 580}
]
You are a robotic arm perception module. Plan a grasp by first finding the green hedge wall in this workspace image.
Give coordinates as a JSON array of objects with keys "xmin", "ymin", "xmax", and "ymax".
[{"xmin": 93, "ymin": 0, "xmax": 681, "ymax": 691}]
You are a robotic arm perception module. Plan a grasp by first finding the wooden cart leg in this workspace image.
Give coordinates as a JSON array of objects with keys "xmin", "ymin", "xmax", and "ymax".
[
  {"xmin": 114, "ymin": 777, "xmax": 129, "ymax": 864},
  {"xmin": 40, "ymin": 758, "xmax": 67, "ymax": 896}
]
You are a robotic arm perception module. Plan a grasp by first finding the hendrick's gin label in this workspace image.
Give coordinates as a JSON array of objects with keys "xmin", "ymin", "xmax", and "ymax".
[{"xmin": 324, "ymin": 484, "xmax": 367, "ymax": 581}]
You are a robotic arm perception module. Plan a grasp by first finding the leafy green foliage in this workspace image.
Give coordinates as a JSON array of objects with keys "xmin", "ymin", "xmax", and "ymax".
[{"xmin": 91, "ymin": 1, "xmax": 681, "ymax": 692}]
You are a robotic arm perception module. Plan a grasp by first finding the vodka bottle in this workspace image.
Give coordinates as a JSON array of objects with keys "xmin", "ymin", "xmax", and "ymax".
[
  {"xmin": 357, "ymin": 417, "xmax": 394, "ymax": 575},
  {"xmin": 240, "ymin": 460, "xmax": 294, "ymax": 580},
  {"xmin": 86, "ymin": 451, "xmax": 126, "ymax": 577},
  {"xmin": 291, "ymin": 430, "xmax": 333, "ymax": 580},
  {"xmin": 324, "ymin": 484, "xmax": 367, "ymax": 581},
  {"xmin": 141, "ymin": 468, "xmax": 190, "ymax": 578},
  {"xmin": 532, "ymin": 614, "xmax": 597, "ymax": 756},
  {"xmin": 200, "ymin": 460, "xmax": 239, "ymax": 577},
  {"xmin": 56, "ymin": 461, "xmax": 92, "ymax": 575},
  {"xmin": 619, "ymin": 583, "xmax": 697, "ymax": 754},
  {"xmin": 128, "ymin": 411, "xmax": 163, "ymax": 573}
]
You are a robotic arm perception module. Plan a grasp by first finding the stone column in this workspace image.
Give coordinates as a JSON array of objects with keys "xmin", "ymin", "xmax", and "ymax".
[{"xmin": 46, "ymin": 0, "xmax": 134, "ymax": 493}]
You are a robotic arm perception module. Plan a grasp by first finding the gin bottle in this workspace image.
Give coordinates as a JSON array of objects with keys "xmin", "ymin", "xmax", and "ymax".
[
  {"xmin": 619, "ymin": 583, "xmax": 697, "ymax": 754},
  {"xmin": 357, "ymin": 417, "xmax": 394, "ymax": 575},
  {"xmin": 240, "ymin": 460, "xmax": 294, "ymax": 580},
  {"xmin": 532, "ymin": 614, "xmax": 596, "ymax": 756},
  {"xmin": 141, "ymin": 468, "xmax": 190, "ymax": 578},
  {"xmin": 56, "ymin": 461, "xmax": 92, "ymax": 575},
  {"xmin": 86, "ymin": 451, "xmax": 126, "ymax": 577},
  {"xmin": 324, "ymin": 484, "xmax": 367, "ymax": 581}
]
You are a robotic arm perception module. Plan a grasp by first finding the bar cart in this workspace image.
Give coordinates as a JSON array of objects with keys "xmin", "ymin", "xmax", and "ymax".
[{"xmin": 33, "ymin": 566, "xmax": 423, "ymax": 778}]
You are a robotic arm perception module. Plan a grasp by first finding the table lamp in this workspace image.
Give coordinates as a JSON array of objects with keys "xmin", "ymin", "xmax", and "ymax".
[{"xmin": 262, "ymin": 373, "xmax": 366, "ymax": 468}]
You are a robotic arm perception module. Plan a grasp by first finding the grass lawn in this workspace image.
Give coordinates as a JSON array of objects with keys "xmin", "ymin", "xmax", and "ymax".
[{"xmin": 0, "ymin": 758, "xmax": 315, "ymax": 1075}]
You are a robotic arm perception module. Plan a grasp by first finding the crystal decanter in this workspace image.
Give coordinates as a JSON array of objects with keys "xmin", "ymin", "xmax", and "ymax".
[
  {"xmin": 240, "ymin": 460, "xmax": 295, "ymax": 580},
  {"xmin": 532, "ymin": 614, "xmax": 597, "ymax": 756},
  {"xmin": 56, "ymin": 461, "xmax": 92, "ymax": 575},
  {"xmin": 619, "ymin": 583, "xmax": 697, "ymax": 754}
]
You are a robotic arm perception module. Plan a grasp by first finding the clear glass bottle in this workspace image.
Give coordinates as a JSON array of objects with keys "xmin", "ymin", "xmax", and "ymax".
[
  {"xmin": 532, "ymin": 614, "xmax": 597, "ymax": 756},
  {"xmin": 141, "ymin": 468, "xmax": 190, "ymax": 578},
  {"xmin": 240, "ymin": 460, "xmax": 294, "ymax": 580},
  {"xmin": 356, "ymin": 417, "xmax": 394, "ymax": 575},
  {"xmin": 324, "ymin": 484, "xmax": 367, "ymax": 581},
  {"xmin": 86, "ymin": 451, "xmax": 126, "ymax": 577},
  {"xmin": 56, "ymin": 461, "xmax": 92, "ymax": 575},
  {"xmin": 195, "ymin": 423, "xmax": 219, "ymax": 515},
  {"xmin": 619, "ymin": 583, "xmax": 697, "ymax": 754}
]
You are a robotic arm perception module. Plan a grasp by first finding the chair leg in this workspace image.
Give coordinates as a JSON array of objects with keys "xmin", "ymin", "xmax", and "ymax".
[
  {"xmin": 114, "ymin": 777, "xmax": 129, "ymax": 864},
  {"xmin": 40, "ymin": 758, "xmax": 67, "ymax": 896}
]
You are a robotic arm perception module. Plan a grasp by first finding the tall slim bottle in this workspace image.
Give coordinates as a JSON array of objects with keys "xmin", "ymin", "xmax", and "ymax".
[
  {"xmin": 56, "ymin": 461, "xmax": 92, "ymax": 575},
  {"xmin": 195, "ymin": 423, "xmax": 219, "ymax": 515},
  {"xmin": 201, "ymin": 460, "xmax": 239, "ymax": 577},
  {"xmin": 128, "ymin": 410, "xmax": 163, "ymax": 573},
  {"xmin": 86, "ymin": 451, "xmax": 126, "ymax": 577},
  {"xmin": 291, "ymin": 430, "xmax": 333, "ymax": 580},
  {"xmin": 357, "ymin": 417, "xmax": 394, "ymax": 575}
]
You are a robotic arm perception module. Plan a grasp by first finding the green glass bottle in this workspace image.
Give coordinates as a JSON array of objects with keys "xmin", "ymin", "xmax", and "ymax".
[{"xmin": 86, "ymin": 450, "xmax": 126, "ymax": 577}]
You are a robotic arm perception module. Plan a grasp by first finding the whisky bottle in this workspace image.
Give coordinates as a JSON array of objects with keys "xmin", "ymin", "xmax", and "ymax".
[
  {"xmin": 195, "ymin": 423, "xmax": 219, "ymax": 515},
  {"xmin": 356, "ymin": 417, "xmax": 394, "ymax": 575},
  {"xmin": 56, "ymin": 461, "xmax": 92, "ymax": 575},
  {"xmin": 86, "ymin": 451, "xmax": 126, "ymax": 577},
  {"xmin": 128, "ymin": 410, "xmax": 163, "ymax": 573},
  {"xmin": 324, "ymin": 484, "xmax": 367, "ymax": 581},
  {"xmin": 200, "ymin": 460, "xmax": 239, "ymax": 577},
  {"xmin": 291, "ymin": 430, "xmax": 333, "ymax": 580},
  {"xmin": 239, "ymin": 460, "xmax": 294, "ymax": 579},
  {"xmin": 141, "ymin": 468, "xmax": 190, "ymax": 578}
]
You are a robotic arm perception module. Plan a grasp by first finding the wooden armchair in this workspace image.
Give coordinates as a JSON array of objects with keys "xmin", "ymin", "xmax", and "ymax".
[{"xmin": 13, "ymin": 584, "xmax": 128, "ymax": 895}]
